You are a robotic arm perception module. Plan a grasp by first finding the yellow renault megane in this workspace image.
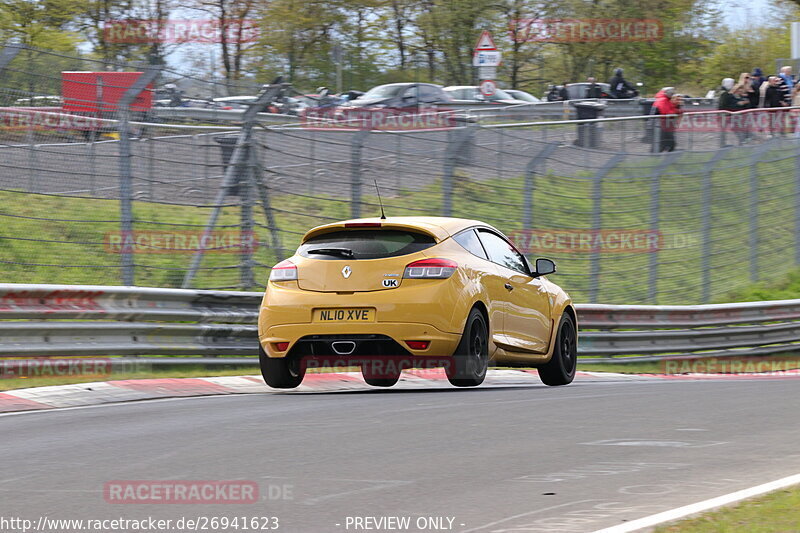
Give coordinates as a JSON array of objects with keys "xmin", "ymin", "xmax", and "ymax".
[{"xmin": 258, "ymin": 217, "xmax": 577, "ymax": 388}]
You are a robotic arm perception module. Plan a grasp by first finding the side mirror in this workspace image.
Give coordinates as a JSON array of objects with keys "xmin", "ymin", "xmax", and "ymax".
[{"xmin": 534, "ymin": 258, "xmax": 556, "ymax": 277}]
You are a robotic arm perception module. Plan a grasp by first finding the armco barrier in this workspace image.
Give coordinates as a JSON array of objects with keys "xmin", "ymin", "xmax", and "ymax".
[{"xmin": 1, "ymin": 284, "xmax": 799, "ymax": 364}]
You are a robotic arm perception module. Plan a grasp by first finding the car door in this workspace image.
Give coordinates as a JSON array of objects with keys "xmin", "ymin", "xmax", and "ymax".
[{"xmin": 477, "ymin": 229, "xmax": 552, "ymax": 353}]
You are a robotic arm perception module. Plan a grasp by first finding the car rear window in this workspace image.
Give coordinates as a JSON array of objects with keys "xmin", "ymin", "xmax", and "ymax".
[{"xmin": 298, "ymin": 229, "xmax": 436, "ymax": 260}]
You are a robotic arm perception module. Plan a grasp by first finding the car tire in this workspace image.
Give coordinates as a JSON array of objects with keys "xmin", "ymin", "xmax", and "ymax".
[
  {"xmin": 362, "ymin": 366, "xmax": 401, "ymax": 387},
  {"xmin": 538, "ymin": 314, "xmax": 577, "ymax": 386},
  {"xmin": 259, "ymin": 345, "xmax": 305, "ymax": 389},
  {"xmin": 447, "ymin": 308, "xmax": 489, "ymax": 387}
]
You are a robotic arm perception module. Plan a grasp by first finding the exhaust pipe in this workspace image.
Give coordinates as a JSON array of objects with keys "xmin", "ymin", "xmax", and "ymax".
[{"xmin": 331, "ymin": 341, "xmax": 356, "ymax": 355}]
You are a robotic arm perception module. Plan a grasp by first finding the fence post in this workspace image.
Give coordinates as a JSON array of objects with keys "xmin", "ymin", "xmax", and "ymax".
[
  {"xmin": 648, "ymin": 152, "xmax": 681, "ymax": 303},
  {"xmin": 700, "ymin": 148, "xmax": 731, "ymax": 303},
  {"xmin": 748, "ymin": 143, "xmax": 773, "ymax": 282},
  {"xmin": 117, "ymin": 67, "xmax": 160, "ymax": 286},
  {"xmin": 251, "ymin": 129, "xmax": 284, "ymax": 265},
  {"xmin": 240, "ymin": 134, "xmax": 256, "ymax": 289},
  {"xmin": 795, "ymin": 140, "xmax": 800, "ymax": 266},
  {"xmin": 26, "ymin": 120, "xmax": 36, "ymax": 192},
  {"xmin": 652, "ymin": 116, "xmax": 661, "ymax": 153},
  {"xmin": 441, "ymin": 123, "xmax": 475, "ymax": 216},
  {"xmin": 589, "ymin": 154, "xmax": 625, "ymax": 303},
  {"xmin": 350, "ymin": 130, "xmax": 369, "ymax": 219},
  {"xmin": 0, "ymin": 44, "xmax": 21, "ymax": 73},
  {"xmin": 523, "ymin": 143, "xmax": 558, "ymax": 229},
  {"xmin": 182, "ymin": 81, "xmax": 286, "ymax": 289}
]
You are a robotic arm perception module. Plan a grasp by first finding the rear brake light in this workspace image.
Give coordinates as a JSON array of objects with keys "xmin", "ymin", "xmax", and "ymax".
[
  {"xmin": 273, "ymin": 342, "xmax": 289, "ymax": 352},
  {"xmin": 344, "ymin": 222, "xmax": 382, "ymax": 228},
  {"xmin": 406, "ymin": 340, "xmax": 430, "ymax": 350},
  {"xmin": 403, "ymin": 258, "xmax": 457, "ymax": 279},
  {"xmin": 269, "ymin": 259, "xmax": 297, "ymax": 281}
]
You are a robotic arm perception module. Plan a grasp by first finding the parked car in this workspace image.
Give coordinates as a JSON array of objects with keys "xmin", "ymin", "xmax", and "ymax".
[
  {"xmin": 344, "ymin": 83, "xmax": 452, "ymax": 108},
  {"xmin": 545, "ymin": 83, "xmax": 613, "ymax": 101},
  {"xmin": 211, "ymin": 96, "xmax": 258, "ymax": 109},
  {"xmin": 504, "ymin": 89, "xmax": 541, "ymax": 103},
  {"xmin": 259, "ymin": 216, "xmax": 577, "ymax": 389},
  {"xmin": 444, "ymin": 86, "xmax": 521, "ymax": 105},
  {"xmin": 12, "ymin": 96, "xmax": 63, "ymax": 107}
]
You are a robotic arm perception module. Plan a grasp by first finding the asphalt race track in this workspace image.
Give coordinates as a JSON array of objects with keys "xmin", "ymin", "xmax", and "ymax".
[{"xmin": 2, "ymin": 377, "xmax": 800, "ymax": 532}]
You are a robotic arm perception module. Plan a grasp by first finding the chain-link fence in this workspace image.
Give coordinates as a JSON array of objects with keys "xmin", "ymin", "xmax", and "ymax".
[{"xmin": 3, "ymin": 43, "xmax": 800, "ymax": 304}]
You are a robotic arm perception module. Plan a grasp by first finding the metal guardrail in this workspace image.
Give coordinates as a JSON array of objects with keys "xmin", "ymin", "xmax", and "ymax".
[
  {"xmin": 149, "ymin": 98, "xmax": 718, "ymax": 125},
  {"xmin": 0, "ymin": 284, "xmax": 259, "ymax": 358},
  {"xmin": 152, "ymin": 107, "xmax": 299, "ymax": 124},
  {"xmin": 2, "ymin": 284, "xmax": 800, "ymax": 365}
]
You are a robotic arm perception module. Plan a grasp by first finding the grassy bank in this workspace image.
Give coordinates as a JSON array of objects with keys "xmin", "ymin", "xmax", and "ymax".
[
  {"xmin": 654, "ymin": 484, "xmax": 800, "ymax": 532},
  {"xmin": 3, "ymin": 139, "xmax": 800, "ymax": 304}
]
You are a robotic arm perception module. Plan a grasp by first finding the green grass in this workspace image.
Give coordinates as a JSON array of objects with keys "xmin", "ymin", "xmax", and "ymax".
[
  {"xmin": 2, "ymin": 140, "xmax": 800, "ymax": 302},
  {"xmin": 719, "ymin": 266, "xmax": 800, "ymax": 302},
  {"xmin": 654, "ymin": 484, "xmax": 800, "ymax": 532}
]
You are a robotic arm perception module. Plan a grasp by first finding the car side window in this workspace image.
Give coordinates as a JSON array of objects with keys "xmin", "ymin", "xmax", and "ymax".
[
  {"xmin": 418, "ymin": 85, "xmax": 439, "ymax": 103},
  {"xmin": 453, "ymin": 229, "xmax": 488, "ymax": 260},
  {"xmin": 477, "ymin": 230, "xmax": 529, "ymax": 275}
]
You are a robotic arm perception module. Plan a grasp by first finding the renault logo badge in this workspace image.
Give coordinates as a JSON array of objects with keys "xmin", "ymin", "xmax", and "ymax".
[{"xmin": 341, "ymin": 265, "xmax": 352, "ymax": 279}]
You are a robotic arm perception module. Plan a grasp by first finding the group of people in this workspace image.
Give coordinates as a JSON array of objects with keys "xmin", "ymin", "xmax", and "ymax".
[
  {"xmin": 649, "ymin": 66, "xmax": 800, "ymax": 152},
  {"xmin": 717, "ymin": 66, "xmax": 799, "ymax": 111}
]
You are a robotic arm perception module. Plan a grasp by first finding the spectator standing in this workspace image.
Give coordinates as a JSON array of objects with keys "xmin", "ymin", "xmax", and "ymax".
[
  {"xmin": 586, "ymin": 77, "xmax": 603, "ymax": 99},
  {"xmin": 761, "ymin": 76, "xmax": 788, "ymax": 137},
  {"xmin": 738, "ymin": 73, "xmax": 758, "ymax": 108},
  {"xmin": 762, "ymin": 76, "xmax": 787, "ymax": 108},
  {"xmin": 652, "ymin": 87, "xmax": 683, "ymax": 152},
  {"xmin": 717, "ymin": 78, "xmax": 736, "ymax": 110},
  {"xmin": 751, "ymin": 67, "xmax": 766, "ymax": 87},
  {"xmin": 778, "ymin": 66, "xmax": 794, "ymax": 105},
  {"xmin": 792, "ymin": 84, "xmax": 800, "ymax": 137},
  {"xmin": 558, "ymin": 82, "xmax": 569, "ymax": 101}
]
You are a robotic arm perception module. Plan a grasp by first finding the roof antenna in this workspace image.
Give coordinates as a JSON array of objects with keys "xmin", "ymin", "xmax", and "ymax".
[{"xmin": 374, "ymin": 180, "xmax": 387, "ymax": 220}]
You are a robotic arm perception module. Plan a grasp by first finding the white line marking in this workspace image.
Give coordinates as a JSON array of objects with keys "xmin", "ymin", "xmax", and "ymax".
[
  {"xmin": 0, "ymin": 393, "xmax": 257, "ymax": 418},
  {"xmin": 590, "ymin": 472, "xmax": 800, "ymax": 533},
  {"xmin": 459, "ymin": 500, "xmax": 601, "ymax": 533}
]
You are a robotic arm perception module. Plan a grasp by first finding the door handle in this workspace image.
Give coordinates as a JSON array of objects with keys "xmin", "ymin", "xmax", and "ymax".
[{"xmin": 504, "ymin": 283, "xmax": 514, "ymax": 291}]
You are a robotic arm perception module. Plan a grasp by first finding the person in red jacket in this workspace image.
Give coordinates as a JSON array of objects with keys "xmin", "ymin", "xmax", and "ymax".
[{"xmin": 651, "ymin": 87, "xmax": 683, "ymax": 152}]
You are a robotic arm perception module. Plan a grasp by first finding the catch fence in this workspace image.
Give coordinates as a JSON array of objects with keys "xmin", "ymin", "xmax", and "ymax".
[{"xmin": 2, "ymin": 44, "xmax": 800, "ymax": 304}]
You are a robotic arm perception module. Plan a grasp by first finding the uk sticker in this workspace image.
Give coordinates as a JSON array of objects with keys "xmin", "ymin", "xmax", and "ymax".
[{"xmin": 382, "ymin": 279, "xmax": 399, "ymax": 288}]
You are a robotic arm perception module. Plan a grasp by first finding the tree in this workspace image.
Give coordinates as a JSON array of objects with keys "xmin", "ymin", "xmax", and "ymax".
[
  {"xmin": 189, "ymin": 0, "xmax": 260, "ymax": 89},
  {"xmin": 0, "ymin": 0, "xmax": 85, "ymax": 51}
]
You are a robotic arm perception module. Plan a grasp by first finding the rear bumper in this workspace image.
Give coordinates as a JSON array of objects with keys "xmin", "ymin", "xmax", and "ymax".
[{"xmin": 259, "ymin": 322, "xmax": 461, "ymax": 359}]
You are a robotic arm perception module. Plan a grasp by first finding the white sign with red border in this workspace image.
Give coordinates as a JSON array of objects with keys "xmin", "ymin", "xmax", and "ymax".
[
  {"xmin": 480, "ymin": 80, "xmax": 497, "ymax": 97},
  {"xmin": 474, "ymin": 30, "xmax": 497, "ymax": 51}
]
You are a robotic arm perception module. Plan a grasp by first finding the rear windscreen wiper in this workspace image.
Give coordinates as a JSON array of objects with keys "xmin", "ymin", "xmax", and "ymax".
[{"xmin": 307, "ymin": 247, "xmax": 355, "ymax": 258}]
